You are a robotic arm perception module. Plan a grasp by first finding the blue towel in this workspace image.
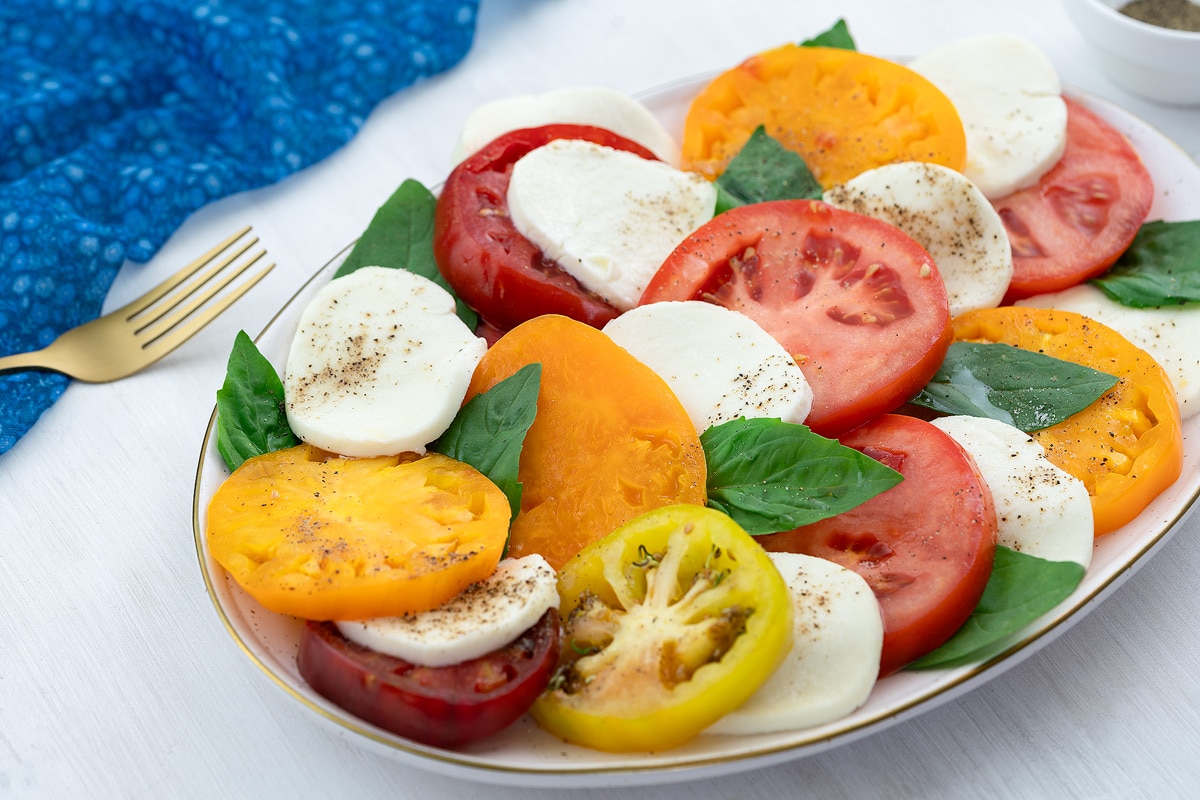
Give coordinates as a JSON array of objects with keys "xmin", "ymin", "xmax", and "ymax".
[{"xmin": 0, "ymin": 0, "xmax": 479, "ymax": 455}]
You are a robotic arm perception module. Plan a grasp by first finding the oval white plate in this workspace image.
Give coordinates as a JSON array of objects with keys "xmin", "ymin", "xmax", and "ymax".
[{"xmin": 192, "ymin": 77, "xmax": 1200, "ymax": 788}]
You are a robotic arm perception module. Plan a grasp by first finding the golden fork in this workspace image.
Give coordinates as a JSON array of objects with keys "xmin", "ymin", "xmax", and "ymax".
[{"xmin": 0, "ymin": 226, "xmax": 273, "ymax": 383}]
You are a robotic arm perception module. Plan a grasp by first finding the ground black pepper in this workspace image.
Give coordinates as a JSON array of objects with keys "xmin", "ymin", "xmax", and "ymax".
[{"xmin": 1119, "ymin": 0, "xmax": 1200, "ymax": 32}]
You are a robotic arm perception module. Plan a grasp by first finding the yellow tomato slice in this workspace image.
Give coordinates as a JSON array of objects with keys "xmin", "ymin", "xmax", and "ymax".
[
  {"xmin": 465, "ymin": 314, "xmax": 707, "ymax": 571},
  {"xmin": 682, "ymin": 44, "xmax": 967, "ymax": 189},
  {"xmin": 951, "ymin": 307, "xmax": 1183, "ymax": 536},
  {"xmin": 206, "ymin": 444, "xmax": 510, "ymax": 620},
  {"xmin": 531, "ymin": 505, "xmax": 792, "ymax": 752}
]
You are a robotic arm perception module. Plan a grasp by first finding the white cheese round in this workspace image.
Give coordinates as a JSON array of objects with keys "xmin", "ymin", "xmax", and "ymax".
[
  {"xmin": 910, "ymin": 33, "xmax": 1068, "ymax": 200},
  {"xmin": 450, "ymin": 86, "xmax": 680, "ymax": 165},
  {"xmin": 825, "ymin": 161, "xmax": 1013, "ymax": 318},
  {"xmin": 507, "ymin": 138, "xmax": 716, "ymax": 310},
  {"xmin": 603, "ymin": 300, "xmax": 812, "ymax": 432},
  {"xmin": 705, "ymin": 552, "xmax": 883, "ymax": 736},
  {"xmin": 283, "ymin": 266, "xmax": 486, "ymax": 457},
  {"xmin": 932, "ymin": 415, "xmax": 1093, "ymax": 569},
  {"xmin": 335, "ymin": 555, "xmax": 560, "ymax": 668}
]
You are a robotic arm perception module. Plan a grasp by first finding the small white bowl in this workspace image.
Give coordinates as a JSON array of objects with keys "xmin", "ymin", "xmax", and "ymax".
[{"xmin": 1062, "ymin": 0, "xmax": 1200, "ymax": 105}]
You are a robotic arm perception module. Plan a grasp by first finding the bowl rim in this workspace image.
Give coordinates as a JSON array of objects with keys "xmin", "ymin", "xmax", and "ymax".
[{"xmin": 1064, "ymin": 0, "xmax": 1200, "ymax": 43}]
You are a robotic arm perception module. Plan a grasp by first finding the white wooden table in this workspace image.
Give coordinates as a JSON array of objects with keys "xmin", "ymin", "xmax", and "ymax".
[{"xmin": 4, "ymin": 1, "xmax": 1199, "ymax": 797}]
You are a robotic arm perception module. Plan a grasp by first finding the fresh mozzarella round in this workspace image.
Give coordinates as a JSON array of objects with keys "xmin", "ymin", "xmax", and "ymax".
[
  {"xmin": 602, "ymin": 300, "xmax": 813, "ymax": 432},
  {"xmin": 825, "ymin": 162, "xmax": 1013, "ymax": 317},
  {"xmin": 705, "ymin": 552, "xmax": 882, "ymax": 736},
  {"xmin": 508, "ymin": 139, "xmax": 716, "ymax": 310},
  {"xmin": 284, "ymin": 266, "xmax": 486, "ymax": 457},
  {"xmin": 1017, "ymin": 284, "xmax": 1200, "ymax": 419},
  {"xmin": 932, "ymin": 415, "xmax": 1093, "ymax": 570},
  {"xmin": 335, "ymin": 555, "xmax": 559, "ymax": 668},
  {"xmin": 910, "ymin": 34, "xmax": 1068, "ymax": 200},
  {"xmin": 450, "ymin": 86, "xmax": 681, "ymax": 165}
]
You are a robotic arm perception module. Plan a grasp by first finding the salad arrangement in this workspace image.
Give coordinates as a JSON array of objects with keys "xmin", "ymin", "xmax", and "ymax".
[{"xmin": 200, "ymin": 20, "xmax": 1200, "ymax": 759}]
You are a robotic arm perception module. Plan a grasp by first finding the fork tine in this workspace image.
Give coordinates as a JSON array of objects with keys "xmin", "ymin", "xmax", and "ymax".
[
  {"xmin": 117, "ymin": 225, "xmax": 255, "ymax": 319},
  {"xmin": 138, "ymin": 258, "xmax": 275, "ymax": 359},
  {"xmin": 135, "ymin": 246, "xmax": 268, "ymax": 341}
]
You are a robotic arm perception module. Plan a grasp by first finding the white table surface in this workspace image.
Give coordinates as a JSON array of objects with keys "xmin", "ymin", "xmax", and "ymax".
[{"xmin": 4, "ymin": 0, "xmax": 1199, "ymax": 797}]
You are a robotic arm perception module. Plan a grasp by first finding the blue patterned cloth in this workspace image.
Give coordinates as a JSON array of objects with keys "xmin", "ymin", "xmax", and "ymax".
[{"xmin": 0, "ymin": 0, "xmax": 478, "ymax": 455}]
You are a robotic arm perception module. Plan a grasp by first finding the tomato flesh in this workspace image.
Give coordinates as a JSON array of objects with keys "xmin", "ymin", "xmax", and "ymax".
[
  {"xmin": 532, "ymin": 505, "xmax": 792, "ymax": 752},
  {"xmin": 639, "ymin": 199, "xmax": 952, "ymax": 435},
  {"xmin": 681, "ymin": 44, "xmax": 966, "ymax": 188},
  {"xmin": 298, "ymin": 609, "xmax": 561, "ymax": 749},
  {"xmin": 434, "ymin": 124, "xmax": 659, "ymax": 334},
  {"xmin": 952, "ymin": 306, "xmax": 1182, "ymax": 535},
  {"xmin": 759, "ymin": 414, "xmax": 997, "ymax": 675},
  {"xmin": 994, "ymin": 97, "xmax": 1154, "ymax": 303}
]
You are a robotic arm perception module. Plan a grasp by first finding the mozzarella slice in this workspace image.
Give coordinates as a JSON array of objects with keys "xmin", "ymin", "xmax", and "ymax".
[
  {"xmin": 336, "ymin": 555, "xmax": 559, "ymax": 668},
  {"xmin": 825, "ymin": 162, "xmax": 1013, "ymax": 317},
  {"xmin": 1017, "ymin": 284, "xmax": 1200, "ymax": 419},
  {"xmin": 284, "ymin": 266, "xmax": 486, "ymax": 457},
  {"xmin": 450, "ymin": 86, "xmax": 680, "ymax": 165},
  {"xmin": 602, "ymin": 300, "xmax": 813, "ymax": 432},
  {"xmin": 910, "ymin": 34, "xmax": 1068, "ymax": 199},
  {"xmin": 932, "ymin": 415, "xmax": 1093, "ymax": 570},
  {"xmin": 706, "ymin": 552, "xmax": 882, "ymax": 736},
  {"xmin": 508, "ymin": 139, "xmax": 716, "ymax": 310}
]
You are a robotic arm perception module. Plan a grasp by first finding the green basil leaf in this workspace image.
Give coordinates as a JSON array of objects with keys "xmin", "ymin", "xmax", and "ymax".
[
  {"xmin": 907, "ymin": 546, "xmax": 1085, "ymax": 670},
  {"xmin": 1091, "ymin": 219, "xmax": 1200, "ymax": 307},
  {"xmin": 800, "ymin": 18, "xmax": 857, "ymax": 50},
  {"xmin": 909, "ymin": 341, "xmax": 1118, "ymax": 432},
  {"xmin": 702, "ymin": 417, "xmax": 903, "ymax": 535},
  {"xmin": 215, "ymin": 330, "xmax": 299, "ymax": 471},
  {"xmin": 334, "ymin": 178, "xmax": 478, "ymax": 329},
  {"xmin": 431, "ymin": 363, "xmax": 541, "ymax": 519},
  {"xmin": 713, "ymin": 126, "xmax": 823, "ymax": 213}
]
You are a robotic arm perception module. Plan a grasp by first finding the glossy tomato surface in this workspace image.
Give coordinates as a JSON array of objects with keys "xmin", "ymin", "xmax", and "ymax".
[
  {"xmin": 434, "ymin": 124, "xmax": 658, "ymax": 333},
  {"xmin": 639, "ymin": 200, "xmax": 952, "ymax": 435},
  {"xmin": 759, "ymin": 414, "xmax": 997, "ymax": 676},
  {"xmin": 952, "ymin": 306, "xmax": 1183, "ymax": 536},
  {"xmin": 994, "ymin": 97, "xmax": 1154, "ymax": 303},
  {"xmin": 532, "ymin": 505, "xmax": 792, "ymax": 753},
  {"xmin": 206, "ymin": 446, "xmax": 510, "ymax": 621},
  {"xmin": 297, "ymin": 610, "xmax": 561, "ymax": 749}
]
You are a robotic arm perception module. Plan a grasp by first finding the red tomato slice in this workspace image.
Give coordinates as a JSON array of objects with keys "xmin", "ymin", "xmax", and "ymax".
[
  {"xmin": 434, "ymin": 124, "xmax": 659, "ymax": 333},
  {"xmin": 297, "ymin": 610, "xmax": 561, "ymax": 749},
  {"xmin": 639, "ymin": 200, "xmax": 952, "ymax": 435},
  {"xmin": 994, "ymin": 97, "xmax": 1154, "ymax": 303},
  {"xmin": 758, "ymin": 414, "xmax": 997, "ymax": 676}
]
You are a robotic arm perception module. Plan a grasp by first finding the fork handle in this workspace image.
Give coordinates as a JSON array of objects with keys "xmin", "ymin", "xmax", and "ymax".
[{"xmin": 0, "ymin": 348, "xmax": 57, "ymax": 376}]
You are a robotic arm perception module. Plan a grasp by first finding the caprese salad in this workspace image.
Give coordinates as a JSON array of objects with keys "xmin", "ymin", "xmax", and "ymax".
[{"xmin": 204, "ymin": 20, "xmax": 1199, "ymax": 755}]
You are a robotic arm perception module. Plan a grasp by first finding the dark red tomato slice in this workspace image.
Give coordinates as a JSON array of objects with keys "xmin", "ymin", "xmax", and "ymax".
[
  {"xmin": 297, "ymin": 609, "xmax": 561, "ymax": 749},
  {"xmin": 434, "ymin": 124, "xmax": 659, "ymax": 333},
  {"xmin": 758, "ymin": 414, "xmax": 997, "ymax": 676},
  {"xmin": 639, "ymin": 199, "xmax": 952, "ymax": 435},
  {"xmin": 994, "ymin": 96, "xmax": 1154, "ymax": 303}
]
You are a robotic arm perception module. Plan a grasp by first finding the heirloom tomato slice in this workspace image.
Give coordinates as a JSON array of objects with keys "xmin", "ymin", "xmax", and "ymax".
[
  {"xmin": 995, "ymin": 97, "xmax": 1154, "ymax": 303},
  {"xmin": 433, "ymin": 123, "xmax": 659, "ymax": 333},
  {"xmin": 205, "ymin": 445, "xmax": 510, "ymax": 620},
  {"xmin": 759, "ymin": 414, "xmax": 998, "ymax": 676},
  {"xmin": 531, "ymin": 505, "xmax": 792, "ymax": 752},
  {"xmin": 639, "ymin": 199, "xmax": 952, "ymax": 435},
  {"xmin": 951, "ymin": 306, "xmax": 1182, "ymax": 535},
  {"xmin": 298, "ymin": 610, "xmax": 560, "ymax": 749},
  {"xmin": 681, "ymin": 44, "xmax": 966, "ymax": 188},
  {"xmin": 464, "ymin": 314, "xmax": 707, "ymax": 571}
]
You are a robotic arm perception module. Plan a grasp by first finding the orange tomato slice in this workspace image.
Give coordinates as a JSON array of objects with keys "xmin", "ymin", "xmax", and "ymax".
[
  {"xmin": 951, "ymin": 307, "xmax": 1183, "ymax": 536},
  {"xmin": 681, "ymin": 44, "xmax": 967, "ymax": 189},
  {"xmin": 206, "ymin": 445, "xmax": 510, "ymax": 620},
  {"xmin": 465, "ymin": 315, "xmax": 707, "ymax": 570}
]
